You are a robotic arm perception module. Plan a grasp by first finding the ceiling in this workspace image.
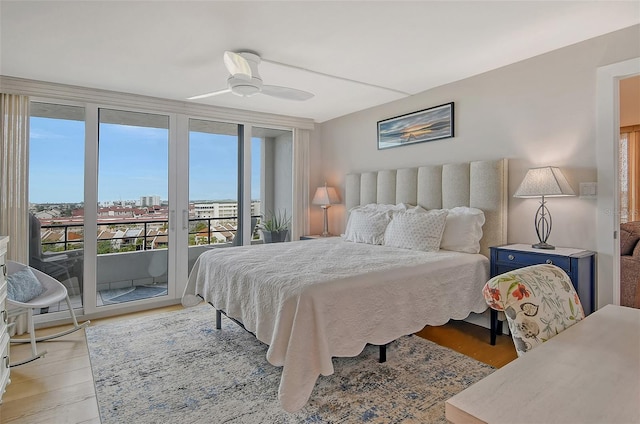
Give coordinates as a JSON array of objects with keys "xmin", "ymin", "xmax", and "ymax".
[{"xmin": 1, "ymin": 1, "xmax": 638, "ymax": 123}]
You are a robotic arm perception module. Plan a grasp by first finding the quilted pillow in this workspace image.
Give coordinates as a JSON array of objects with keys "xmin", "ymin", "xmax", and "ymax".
[
  {"xmin": 344, "ymin": 204, "xmax": 415, "ymax": 238},
  {"xmin": 7, "ymin": 267, "xmax": 46, "ymax": 303},
  {"xmin": 440, "ymin": 207, "xmax": 485, "ymax": 254},
  {"xmin": 344, "ymin": 209, "xmax": 391, "ymax": 245},
  {"xmin": 383, "ymin": 209, "xmax": 448, "ymax": 251},
  {"xmin": 483, "ymin": 264, "xmax": 584, "ymax": 356}
]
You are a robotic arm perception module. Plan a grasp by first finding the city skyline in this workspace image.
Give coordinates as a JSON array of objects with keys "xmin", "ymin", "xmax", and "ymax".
[{"xmin": 29, "ymin": 116, "xmax": 263, "ymax": 204}]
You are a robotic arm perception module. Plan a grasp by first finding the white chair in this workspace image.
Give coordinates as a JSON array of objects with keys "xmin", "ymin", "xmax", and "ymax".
[{"xmin": 6, "ymin": 260, "xmax": 89, "ymax": 367}]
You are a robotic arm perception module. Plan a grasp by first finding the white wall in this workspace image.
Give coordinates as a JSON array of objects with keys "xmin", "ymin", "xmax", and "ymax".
[{"xmin": 314, "ymin": 25, "xmax": 640, "ymax": 301}]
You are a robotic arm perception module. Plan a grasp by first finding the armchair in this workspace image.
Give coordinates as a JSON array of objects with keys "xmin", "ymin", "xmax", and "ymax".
[
  {"xmin": 6, "ymin": 260, "xmax": 89, "ymax": 366},
  {"xmin": 483, "ymin": 264, "xmax": 585, "ymax": 356}
]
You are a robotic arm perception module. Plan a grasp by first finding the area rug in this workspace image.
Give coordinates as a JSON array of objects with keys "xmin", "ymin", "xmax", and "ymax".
[{"xmin": 86, "ymin": 305, "xmax": 494, "ymax": 423}]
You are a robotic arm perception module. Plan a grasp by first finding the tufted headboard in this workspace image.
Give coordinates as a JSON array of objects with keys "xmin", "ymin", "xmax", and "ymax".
[{"xmin": 344, "ymin": 159, "xmax": 508, "ymax": 258}]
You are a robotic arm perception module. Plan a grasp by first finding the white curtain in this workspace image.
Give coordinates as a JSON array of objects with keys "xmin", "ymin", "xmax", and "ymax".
[
  {"xmin": 1, "ymin": 94, "xmax": 30, "ymax": 334},
  {"xmin": 292, "ymin": 128, "xmax": 310, "ymax": 240},
  {"xmin": 0, "ymin": 93, "xmax": 30, "ymax": 263}
]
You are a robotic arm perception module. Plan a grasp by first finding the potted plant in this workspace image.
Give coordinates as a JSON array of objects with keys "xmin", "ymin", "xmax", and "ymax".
[{"xmin": 258, "ymin": 210, "xmax": 290, "ymax": 243}]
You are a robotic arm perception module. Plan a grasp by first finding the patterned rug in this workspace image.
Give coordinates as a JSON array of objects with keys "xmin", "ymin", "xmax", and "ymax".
[{"xmin": 86, "ymin": 305, "xmax": 494, "ymax": 423}]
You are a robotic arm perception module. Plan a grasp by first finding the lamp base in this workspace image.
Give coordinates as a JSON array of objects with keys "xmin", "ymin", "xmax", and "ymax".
[
  {"xmin": 321, "ymin": 205, "xmax": 331, "ymax": 238},
  {"xmin": 532, "ymin": 242, "xmax": 555, "ymax": 250}
]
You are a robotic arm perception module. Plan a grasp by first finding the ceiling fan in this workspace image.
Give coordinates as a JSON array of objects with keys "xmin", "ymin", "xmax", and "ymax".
[{"xmin": 188, "ymin": 51, "xmax": 314, "ymax": 101}]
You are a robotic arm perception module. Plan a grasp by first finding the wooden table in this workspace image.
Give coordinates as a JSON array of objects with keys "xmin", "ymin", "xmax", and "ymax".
[{"xmin": 445, "ymin": 304, "xmax": 640, "ymax": 424}]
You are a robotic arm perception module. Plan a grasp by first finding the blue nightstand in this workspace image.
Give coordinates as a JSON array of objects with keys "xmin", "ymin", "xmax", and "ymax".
[{"xmin": 489, "ymin": 244, "xmax": 596, "ymax": 344}]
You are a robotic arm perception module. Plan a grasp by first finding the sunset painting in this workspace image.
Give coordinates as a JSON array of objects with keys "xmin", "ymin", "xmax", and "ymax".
[{"xmin": 377, "ymin": 102, "xmax": 454, "ymax": 149}]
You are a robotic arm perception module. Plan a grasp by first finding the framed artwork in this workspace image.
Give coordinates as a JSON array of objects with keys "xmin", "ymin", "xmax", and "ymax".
[{"xmin": 377, "ymin": 102, "xmax": 454, "ymax": 150}]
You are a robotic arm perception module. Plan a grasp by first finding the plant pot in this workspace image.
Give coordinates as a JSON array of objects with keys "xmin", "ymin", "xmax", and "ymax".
[{"xmin": 262, "ymin": 230, "xmax": 289, "ymax": 243}]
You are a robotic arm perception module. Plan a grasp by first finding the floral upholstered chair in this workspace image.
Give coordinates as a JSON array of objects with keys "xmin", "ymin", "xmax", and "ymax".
[{"xmin": 483, "ymin": 264, "xmax": 585, "ymax": 356}]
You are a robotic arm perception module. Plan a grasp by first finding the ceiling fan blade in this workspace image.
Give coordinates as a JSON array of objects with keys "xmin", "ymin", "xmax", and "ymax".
[
  {"xmin": 187, "ymin": 88, "xmax": 232, "ymax": 100},
  {"xmin": 261, "ymin": 85, "xmax": 314, "ymax": 101},
  {"xmin": 224, "ymin": 51, "xmax": 252, "ymax": 80}
]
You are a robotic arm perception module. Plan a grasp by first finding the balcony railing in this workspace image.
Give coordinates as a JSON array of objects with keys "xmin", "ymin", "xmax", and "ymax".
[{"xmin": 39, "ymin": 215, "xmax": 261, "ymax": 252}]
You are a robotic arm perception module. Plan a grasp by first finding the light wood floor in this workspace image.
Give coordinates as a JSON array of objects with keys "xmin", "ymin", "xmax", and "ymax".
[{"xmin": 0, "ymin": 306, "xmax": 516, "ymax": 423}]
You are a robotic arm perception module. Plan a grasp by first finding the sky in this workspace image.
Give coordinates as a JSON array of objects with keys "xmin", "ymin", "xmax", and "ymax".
[{"xmin": 29, "ymin": 116, "xmax": 262, "ymax": 204}]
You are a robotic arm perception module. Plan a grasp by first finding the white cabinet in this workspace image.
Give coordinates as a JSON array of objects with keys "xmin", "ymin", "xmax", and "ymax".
[{"xmin": 0, "ymin": 236, "xmax": 9, "ymax": 403}]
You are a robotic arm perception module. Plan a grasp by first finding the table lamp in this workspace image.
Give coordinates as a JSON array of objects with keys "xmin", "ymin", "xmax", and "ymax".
[
  {"xmin": 312, "ymin": 183, "xmax": 340, "ymax": 237},
  {"xmin": 514, "ymin": 166, "xmax": 575, "ymax": 249}
]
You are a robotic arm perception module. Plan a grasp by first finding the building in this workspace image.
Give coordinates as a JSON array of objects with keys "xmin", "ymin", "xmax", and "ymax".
[
  {"xmin": 193, "ymin": 201, "xmax": 261, "ymax": 222},
  {"xmin": 193, "ymin": 202, "xmax": 238, "ymax": 221},
  {"xmin": 140, "ymin": 195, "xmax": 161, "ymax": 207}
]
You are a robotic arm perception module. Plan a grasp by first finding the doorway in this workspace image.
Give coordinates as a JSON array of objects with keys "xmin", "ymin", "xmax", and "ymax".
[
  {"xmin": 596, "ymin": 57, "xmax": 640, "ymax": 308},
  {"xmin": 619, "ymin": 75, "xmax": 640, "ymax": 308}
]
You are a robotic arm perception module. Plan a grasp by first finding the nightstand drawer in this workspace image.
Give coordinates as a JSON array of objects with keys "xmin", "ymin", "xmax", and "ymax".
[{"xmin": 495, "ymin": 250, "xmax": 571, "ymax": 271}]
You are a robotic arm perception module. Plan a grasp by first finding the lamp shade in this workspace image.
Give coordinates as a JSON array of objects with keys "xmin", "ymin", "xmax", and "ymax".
[
  {"xmin": 514, "ymin": 167, "xmax": 575, "ymax": 198},
  {"xmin": 312, "ymin": 185, "xmax": 340, "ymax": 206}
]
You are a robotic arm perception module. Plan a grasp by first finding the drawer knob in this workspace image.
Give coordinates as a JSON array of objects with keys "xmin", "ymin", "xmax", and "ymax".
[
  {"xmin": 546, "ymin": 259, "xmax": 553, "ymax": 265},
  {"xmin": 0, "ymin": 263, "xmax": 5, "ymax": 277},
  {"xmin": 508, "ymin": 254, "xmax": 515, "ymax": 261},
  {"xmin": 1, "ymin": 310, "xmax": 6, "ymax": 325},
  {"xmin": 3, "ymin": 356, "xmax": 7, "ymax": 369}
]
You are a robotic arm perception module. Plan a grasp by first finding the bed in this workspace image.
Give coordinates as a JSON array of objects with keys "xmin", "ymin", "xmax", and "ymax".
[{"xmin": 182, "ymin": 158, "xmax": 507, "ymax": 412}]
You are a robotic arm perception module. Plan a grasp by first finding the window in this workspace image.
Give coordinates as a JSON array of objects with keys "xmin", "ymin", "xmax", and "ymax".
[
  {"xmin": 620, "ymin": 125, "xmax": 640, "ymax": 223},
  {"xmin": 188, "ymin": 119, "xmax": 240, "ymax": 247},
  {"xmin": 24, "ymin": 90, "xmax": 306, "ymax": 321},
  {"xmin": 29, "ymin": 102, "xmax": 85, "ymax": 312}
]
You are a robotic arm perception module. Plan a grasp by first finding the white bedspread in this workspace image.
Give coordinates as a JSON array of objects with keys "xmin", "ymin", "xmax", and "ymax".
[{"xmin": 183, "ymin": 237, "xmax": 489, "ymax": 412}]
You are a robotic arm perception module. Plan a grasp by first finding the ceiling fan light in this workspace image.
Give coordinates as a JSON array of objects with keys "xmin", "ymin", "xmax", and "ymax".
[
  {"xmin": 228, "ymin": 74, "xmax": 263, "ymax": 97},
  {"xmin": 231, "ymin": 84, "xmax": 261, "ymax": 97},
  {"xmin": 223, "ymin": 51, "xmax": 252, "ymax": 79}
]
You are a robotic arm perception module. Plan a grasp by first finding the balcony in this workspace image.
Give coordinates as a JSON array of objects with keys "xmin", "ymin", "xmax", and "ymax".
[{"xmin": 34, "ymin": 215, "xmax": 261, "ymax": 313}]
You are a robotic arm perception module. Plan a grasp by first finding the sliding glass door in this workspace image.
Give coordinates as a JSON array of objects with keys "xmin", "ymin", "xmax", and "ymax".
[
  {"xmin": 96, "ymin": 109, "xmax": 170, "ymax": 307},
  {"xmin": 187, "ymin": 119, "xmax": 240, "ymax": 272},
  {"xmin": 28, "ymin": 99, "xmax": 297, "ymax": 320}
]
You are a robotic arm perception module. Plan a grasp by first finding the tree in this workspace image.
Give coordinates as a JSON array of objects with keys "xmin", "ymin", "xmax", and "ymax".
[
  {"xmin": 193, "ymin": 221, "xmax": 208, "ymax": 232},
  {"xmin": 97, "ymin": 241, "xmax": 114, "ymax": 254}
]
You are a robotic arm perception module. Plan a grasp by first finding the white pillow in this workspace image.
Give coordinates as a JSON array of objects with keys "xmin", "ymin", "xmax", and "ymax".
[
  {"xmin": 405, "ymin": 205, "xmax": 427, "ymax": 214},
  {"xmin": 7, "ymin": 267, "xmax": 46, "ymax": 303},
  {"xmin": 344, "ymin": 203, "xmax": 415, "ymax": 237},
  {"xmin": 383, "ymin": 209, "xmax": 448, "ymax": 251},
  {"xmin": 344, "ymin": 209, "xmax": 391, "ymax": 245},
  {"xmin": 440, "ymin": 207, "xmax": 485, "ymax": 253}
]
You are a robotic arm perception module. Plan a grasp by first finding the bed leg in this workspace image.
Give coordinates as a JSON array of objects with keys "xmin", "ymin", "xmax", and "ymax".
[
  {"xmin": 379, "ymin": 344, "xmax": 387, "ymax": 363},
  {"xmin": 216, "ymin": 310, "xmax": 222, "ymax": 330}
]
